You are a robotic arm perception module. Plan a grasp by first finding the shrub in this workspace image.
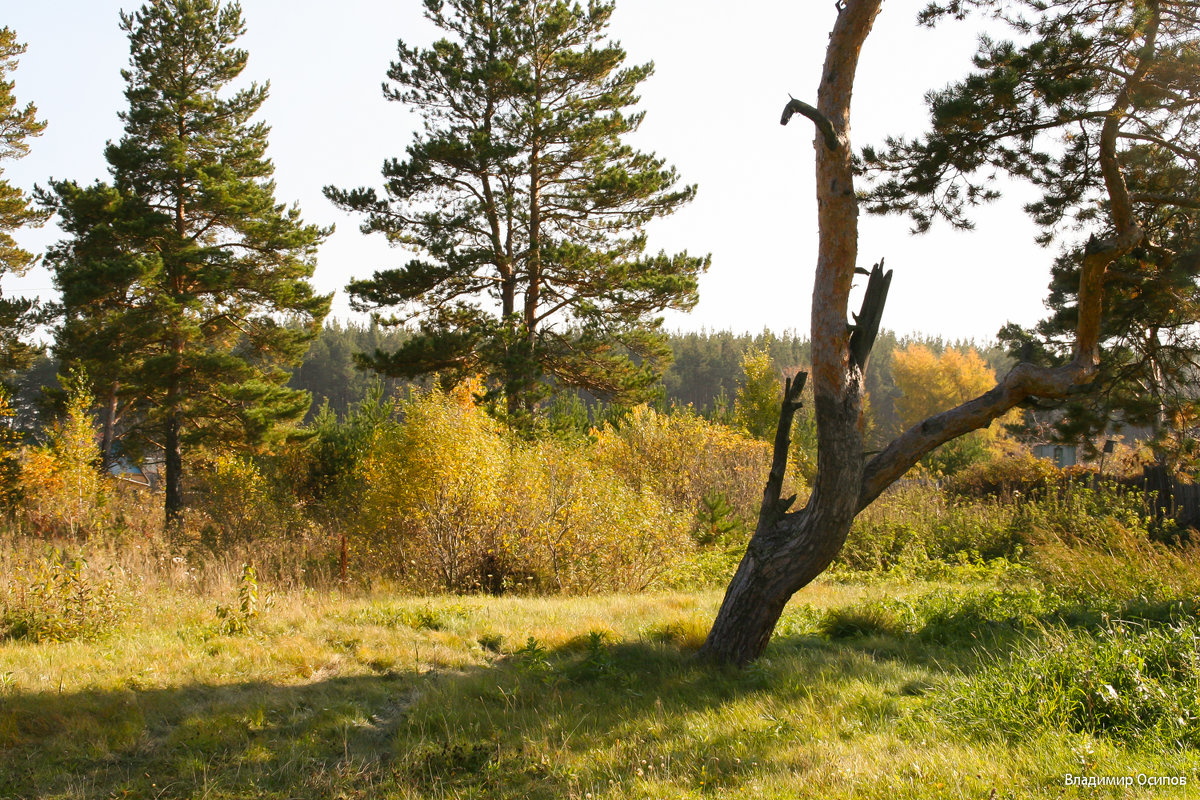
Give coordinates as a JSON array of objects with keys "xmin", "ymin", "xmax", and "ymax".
[
  {"xmin": 592, "ymin": 404, "xmax": 774, "ymax": 523},
  {"xmin": 357, "ymin": 381, "xmax": 508, "ymax": 592},
  {"xmin": 18, "ymin": 371, "xmax": 106, "ymax": 538},
  {"xmin": 192, "ymin": 454, "xmax": 277, "ymax": 543},
  {"xmin": 1014, "ymin": 481, "xmax": 1149, "ymax": 550},
  {"xmin": 818, "ymin": 603, "xmax": 909, "ymax": 640},
  {"xmin": 731, "ymin": 345, "xmax": 780, "ymax": 440},
  {"xmin": 1027, "ymin": 503, "xmax": 1200, "ymax": 612},
  {"xmin": 299, "ymin": 382, "xmax": 395, "ymax": 517},
  {"xmin": 505, "ymin": 439, "xmax": 691, "ymax": 594},
  {"xmin": 946, "ymin": 450, "xmax": 1066, "ymax": 499},
  {"xmin": 356, "ymin": 386, "xmax": 693, "ymax": 594},
  {"xmin": 818, "ymin": 586, "xmax": 1061, "ymax": 644},
  {"xmin": 0, "ymin": 389, "xmax": 21, "ymax": 509},
  {"xmin": 0, "ymin": 549, "xmax": 128, "ymax": 642}
]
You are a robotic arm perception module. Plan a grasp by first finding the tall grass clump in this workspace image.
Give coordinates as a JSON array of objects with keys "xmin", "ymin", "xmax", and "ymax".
[
  {"xmin": 943, "ymin": 618, "xmax": 1200, "ymax": 748},
  {"xmin": 817, "ymin": 584, "xmax": 1058, "ymax": 643},
  {"xmin": 836, "ymin": 481, "xmax": 1024, "ymax": 573}
]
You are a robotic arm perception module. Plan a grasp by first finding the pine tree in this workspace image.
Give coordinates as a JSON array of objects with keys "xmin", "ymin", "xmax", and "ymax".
[
  {"xmin": 0, "ymin": 28, "xmax": 48, "ymax": 376},
  {"xmin": 43, "ymin": 0, "xmax": 331, "ymax": 525},
  {"xmin": 700, "ymin": 0, "xmax": 1200, "ymax": 665},
  {"xmin": 327, "ymin": 0, "xmax": 707, "ymax": 420},
  {"xmin": 1000, "ymin": 147, "xmax": 1200, "ymax": 470}
]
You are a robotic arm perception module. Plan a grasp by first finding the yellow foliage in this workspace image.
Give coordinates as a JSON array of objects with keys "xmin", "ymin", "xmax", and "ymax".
[
  {"xmin": 355, "ymin": 387, "xmax": 694, "ymax": 594},
  {"xmin": 892, "ymin": 344, "xmax": 1018, "ymax": 435},
  {"xmin": 505, "ymin": 440, "xmax": 690, "ymax": 593},
  {"xmin": 19, "ymin": 373, "xmax": 105, "ymax": 537},
  {"xmin": 0, "ymin": 391, "xmax": 19, "ymax": 507},
  {"xmin": 592, "ymin": 404, "xmax": 777, "ymax": 520},
  {"xmin": 358, "ymin": 386, "xmax": 505, "ymax": 591},
  {"xmin": 193, "ymin": 453, "xmax": 274, "ymax": 542},
  {"xmin": 892, "ymin": 344, "xmax": 995, "ymax": 428},
  {"xmin": 890, "ymin": 344, "xmax": 1020, "ymax": 475}
]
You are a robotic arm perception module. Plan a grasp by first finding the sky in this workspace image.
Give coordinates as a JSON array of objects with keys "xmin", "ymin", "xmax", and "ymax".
[{"xmin": 2, "ymin": 0, "xmax": 1056, "ymax": 343}]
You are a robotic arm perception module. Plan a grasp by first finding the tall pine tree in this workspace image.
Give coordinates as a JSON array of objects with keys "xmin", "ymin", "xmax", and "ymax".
[
  {"xmin": 0, "ymin": 28, "xmax": 47, "ymax": 376},
  {"xmin": 43, "ymin": 0, "xmax": 330, "ymax": 525},
  {"xmin": 327, "ymin": 0, "xmax": 707, "ymax": 419}
]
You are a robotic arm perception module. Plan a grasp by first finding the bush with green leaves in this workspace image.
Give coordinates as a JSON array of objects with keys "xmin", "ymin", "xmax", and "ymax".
[
  {"xmin": 0, "ymin": 550, "xmax": 127, "ymax": 642},
  {"xmin": 300, "ymin": 382, "xmax": 395, "ymax": 515}
]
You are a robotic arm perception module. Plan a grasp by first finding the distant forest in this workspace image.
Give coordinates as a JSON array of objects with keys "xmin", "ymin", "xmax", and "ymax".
[
  {"xmin": 6, "ymin": 321, "xmax": 1012, "ymax": 444},
  {"xmin": 283, "ymin": 321, "xmax": 1013, "ymax": 438}
]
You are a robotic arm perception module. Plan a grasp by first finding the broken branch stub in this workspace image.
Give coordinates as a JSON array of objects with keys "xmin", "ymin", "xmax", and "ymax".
[
  {"xmin": 848, "ymin": 259, "xmax": 892, "ymax": 371},
  {"xmin": 781, "ymin": 96, "xmax": 839, "ymax": 151},
  {"xmin": 758, "ymin": 372, "xmax": 809, "ymax": 529}
]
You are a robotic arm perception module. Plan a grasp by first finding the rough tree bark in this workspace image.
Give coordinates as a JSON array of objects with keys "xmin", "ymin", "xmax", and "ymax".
[{"xmin": 698, "ymin": 0, "xmax": 1146, "ymax": 666}]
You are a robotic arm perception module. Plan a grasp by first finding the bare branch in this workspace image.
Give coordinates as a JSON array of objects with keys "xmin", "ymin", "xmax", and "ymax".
[
  {"xmin": 759, "ymin": 373, "xmax": 808, "ymax": 529},
  {"xmin": 781, "ymin": 96, "xmax": 839, "ymax": 150}
]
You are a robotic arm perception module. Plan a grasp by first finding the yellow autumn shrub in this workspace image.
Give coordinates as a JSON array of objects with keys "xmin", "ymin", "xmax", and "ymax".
[
  {"xmin": 190, "ymin": 453, "xmax": 279, "ymax": 544},
  {"xmin": 504, "ymin": 440, "xmax": 691, "ymax": 594},
  {"xmin": 357, "ymin": 382, "xmax": 508, "ymax": 592},
  {"xmin": 591, "ymin": 404, "xmax": 776, "ymax": 522},
  {"xmin": 355, "ymin": 384, "xmax": 693, "ymax": 594},
  {"xmin": 19, "ymin": 372, "xmax": 106, "ymax": 538}
]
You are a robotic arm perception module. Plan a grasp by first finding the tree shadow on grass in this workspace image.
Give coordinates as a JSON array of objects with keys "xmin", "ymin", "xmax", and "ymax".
[
  {"xmin": 0, "ymin": 630, "xmax": 961, "ymax": 800},
  {"xmin": 773, "ymin": 587, "xmax": 1200, "ymax": 676}
]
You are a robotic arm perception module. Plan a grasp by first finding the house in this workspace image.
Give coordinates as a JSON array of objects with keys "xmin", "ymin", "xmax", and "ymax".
[{"xmin": 1032, "ymin": 443, "xmax": 1077, "ymax": 468}]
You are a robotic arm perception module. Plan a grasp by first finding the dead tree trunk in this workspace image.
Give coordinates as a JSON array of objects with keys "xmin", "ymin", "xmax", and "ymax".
[{"xmin": 699, "ymin": 0, "xmax": 1148, "ymax": 666}]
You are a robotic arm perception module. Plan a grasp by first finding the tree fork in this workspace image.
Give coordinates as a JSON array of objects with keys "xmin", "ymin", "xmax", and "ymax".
[{"xmin": 697, "ymin": 383, "xmax": 865, "ymax": 666}]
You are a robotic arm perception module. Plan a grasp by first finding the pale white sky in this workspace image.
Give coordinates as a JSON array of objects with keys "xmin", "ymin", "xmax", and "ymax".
[{"xmin": 3, "ymin": 0, "xmax": 1053, "ymax": 343}]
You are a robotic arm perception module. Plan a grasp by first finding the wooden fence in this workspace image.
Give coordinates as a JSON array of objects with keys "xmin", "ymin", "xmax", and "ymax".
[{"xmin": 1141, "ymin": 466, "xmax": 1200, "ymax": 531}]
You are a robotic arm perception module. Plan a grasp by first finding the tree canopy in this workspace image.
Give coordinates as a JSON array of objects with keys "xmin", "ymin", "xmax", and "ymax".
[{"xmin": 0, "ymin": 28, "xmax": 47, "ymax": 377}]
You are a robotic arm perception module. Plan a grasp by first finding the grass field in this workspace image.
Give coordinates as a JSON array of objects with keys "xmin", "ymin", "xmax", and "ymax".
[{"xmin": 3, "ymin": 564, "xmax": 1198, "ymax": 800}]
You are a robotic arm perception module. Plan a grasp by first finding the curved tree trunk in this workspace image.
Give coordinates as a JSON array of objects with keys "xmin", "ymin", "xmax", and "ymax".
[
  {"xmin": 697, "ymin": 0, "xmax": 880, "ymax": 666},
  {"xmin": 700, "ymin": 0, "xmax": 1148, "ymax": 666},
  {"xmin": 699, "ymin": 386, "xmax": 865, "ymax": 665}
]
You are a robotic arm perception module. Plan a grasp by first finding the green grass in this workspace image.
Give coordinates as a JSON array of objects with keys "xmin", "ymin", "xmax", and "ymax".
[{"xmin": 3, "ymin": 572, "xmax": 1199, "ymax": 799}]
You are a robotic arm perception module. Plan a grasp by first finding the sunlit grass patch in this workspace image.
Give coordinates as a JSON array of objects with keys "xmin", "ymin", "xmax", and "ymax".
[
  {"xmin": 943, "ymin": 617, "xmax": 1200, "ymax": 749},
  {"xmin": 3, "ymin": 572, "xmax": 1200, "ymax": 799}
]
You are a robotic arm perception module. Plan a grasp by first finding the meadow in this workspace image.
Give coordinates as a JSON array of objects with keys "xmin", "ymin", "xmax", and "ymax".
[{"xmin": 3, "ymin": 467, "xmax": 1200, "ymax": 799}]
